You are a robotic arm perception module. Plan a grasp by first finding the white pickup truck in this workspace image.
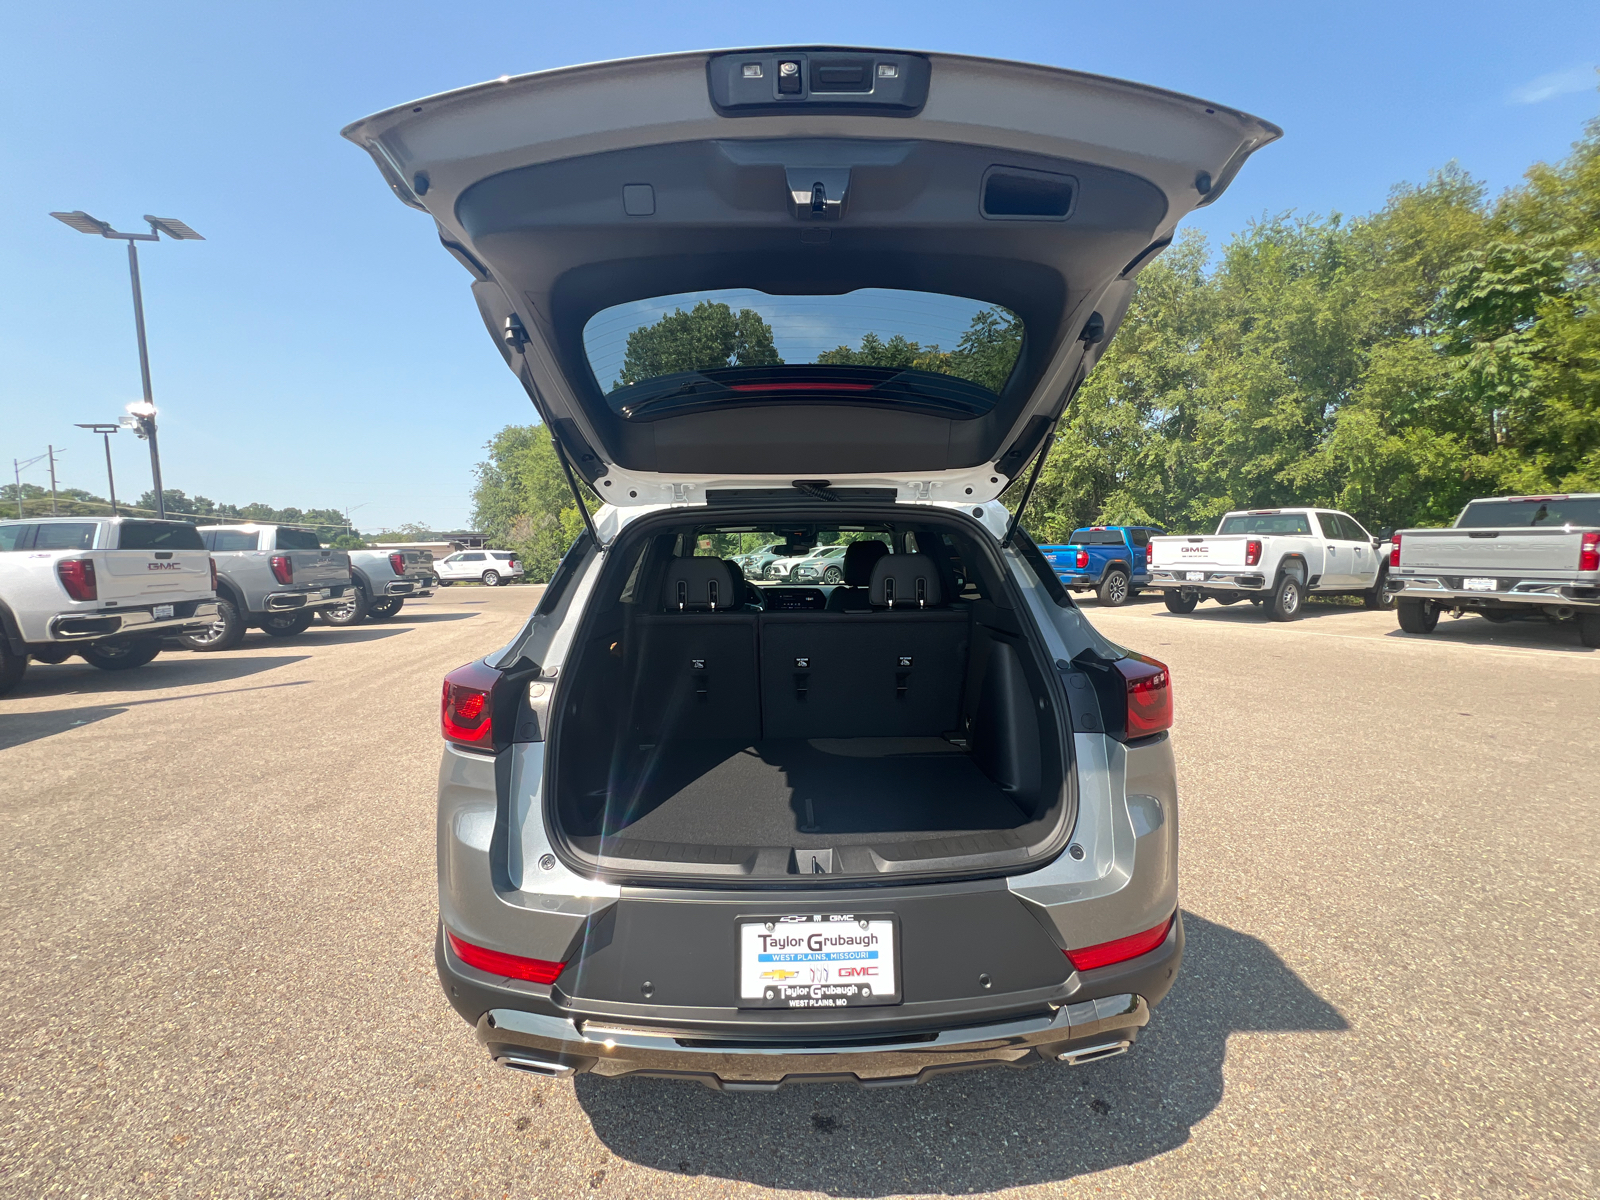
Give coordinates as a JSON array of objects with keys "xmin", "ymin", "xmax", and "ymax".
[
  {"xmin": 1148, "ymin": 508, "xmax": 1391, "ymax": 620},
  {"xmin": 0, "ymin": 516, "xmax": 219, "ymax": 695},
  {"xmin": 1388, "ymin": 493, "xmax": 1600, "ymax": 646}
]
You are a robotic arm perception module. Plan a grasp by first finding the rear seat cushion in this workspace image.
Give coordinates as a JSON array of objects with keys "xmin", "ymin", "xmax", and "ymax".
[
  {"xmin": 869, "ymin": 553, "xmax": 944, "ymax": 608},
  {"xmin": 661, "ymin": 557, "xmax": 740, "ymax": 611}
]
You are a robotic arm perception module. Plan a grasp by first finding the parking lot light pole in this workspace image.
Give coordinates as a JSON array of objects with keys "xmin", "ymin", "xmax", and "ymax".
[
  {"xmin": 49, "ymin": 211, "xmax": 205, "ymax": 520},
  {"xmin": 75, "ymin": 423, "xmax": 123, "ymax": 515}
]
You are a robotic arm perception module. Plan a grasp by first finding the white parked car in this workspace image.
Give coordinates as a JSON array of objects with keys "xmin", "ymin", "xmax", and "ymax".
[
  {"xmin": 764, "ymin": 545, "xmax": 827, "ymax": 581},
  {"xmin": 437, "ymin": 550, "xmax": 524, "ymax": 587}
]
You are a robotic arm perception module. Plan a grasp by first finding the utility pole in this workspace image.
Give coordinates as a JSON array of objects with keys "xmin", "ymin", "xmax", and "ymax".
[
  {"xmin": 48, "ymin": 445, "xmax": 59, "ymax": 515},
  {"xmin": 76, "ymin": 424, "xmax": 122, "ymax": 515},
  {"xmin": 11, "ymin": 452, "xmax": 50, "ymax": 518}
]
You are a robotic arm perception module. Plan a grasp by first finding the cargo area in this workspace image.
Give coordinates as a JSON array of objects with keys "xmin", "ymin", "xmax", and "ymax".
[{"xmin": 547, "ymin": 514, "xmax": 1071, "ymax": 883}]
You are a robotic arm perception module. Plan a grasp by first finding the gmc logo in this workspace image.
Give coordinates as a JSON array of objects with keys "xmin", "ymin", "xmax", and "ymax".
[{"xmin": 147, "ymin": 562, "xmax": 183, "ymax": 571}]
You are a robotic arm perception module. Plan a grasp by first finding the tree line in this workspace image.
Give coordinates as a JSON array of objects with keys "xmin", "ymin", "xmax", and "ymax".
[{"xmin": 473, "ymin": 105, "xmax": 1598, "ymax": 578}]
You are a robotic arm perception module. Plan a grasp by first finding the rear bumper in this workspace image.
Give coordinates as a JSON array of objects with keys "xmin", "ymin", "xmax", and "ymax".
[
  {"xmin": 45, "ymin": 600, "xmax": 220, "ymax": 642},
  {"xmin": 1388, "ymin": 575, "xmax": 1600, "ymax": 610},
  {"xmin": 383, "ymin": 579, "xmax": 435, "ymax": 597},
  {"xmin": 263, "ymin": 587, "xmax": 347, "ymax": 612},
  {"xmin": 1148, "ymin": 571, "xmax": 1266, "ymax": 592},
  {"xmin": 438, "ymin": 917, "xmax": 1180, "ymax": 1089}
]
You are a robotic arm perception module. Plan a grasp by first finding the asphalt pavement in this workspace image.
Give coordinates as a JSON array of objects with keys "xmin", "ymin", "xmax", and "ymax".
[{"xmin": 1, "ymin": 586, "xmax": 1594, "ymax": 1198}]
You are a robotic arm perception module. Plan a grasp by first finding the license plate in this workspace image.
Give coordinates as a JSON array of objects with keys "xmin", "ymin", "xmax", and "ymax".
[
  {"xmin": 1185, "ymin": 571, "xmax": 1205, "ymax": 582},
  {"xmin": 319, "ymin": 588, "xmax": 333, "ymax": 599},
  {"xmin": 1463, "ymin": 577, "xmax": 1496, "ymax": 592},
  {"xmin": 152, "ymin": 604, "xmax": 174, "ymax": 620},
  {"xmin": 738, "ymin": 915, "xmax": 899, "ymax": 1009}
]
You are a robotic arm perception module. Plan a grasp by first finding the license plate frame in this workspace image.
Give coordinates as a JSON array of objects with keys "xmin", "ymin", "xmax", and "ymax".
[
  {"xmin": 1184, "ymin": 571, "xmax": 1205, "ymax": 582},
  {"xmin": 737, "ymin": 913, "xmax": 901, "ymax": 1009},
  {"xmin": 1462, "ymin": 577, "xmax": 1497, "ymax": 592},
  {"xmin": 152, "ymin": 603, "xmax": 174, "ymax": 620}
]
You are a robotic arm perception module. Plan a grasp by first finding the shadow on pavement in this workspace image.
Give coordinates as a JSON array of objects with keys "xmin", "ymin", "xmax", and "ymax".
[
  {"xmin": 575, "ymin": 914, "xmax": 1346, "ymax": 1195},
  {"xmin": 382, "ymin": 611, "xmax": 484, "ymax": 624},
  {"xmin": 1385, "ymin": 614, "xmax": 1594, "ymax": 653},
  {"xmin": 0, "ymin": 680, "xmax": 313, "ymax": 751},
  {"xmin": 7, "ymin": 654, "xmax": 311, "ymax": 701},
  {"xmin": 281, "ymin": 627, "xmax": 410, "ymax": 646}
]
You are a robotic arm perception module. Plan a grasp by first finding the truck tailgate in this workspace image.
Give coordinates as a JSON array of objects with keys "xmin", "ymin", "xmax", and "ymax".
[
  {"xmin": 1149, "ymin": 535, "xmax": 1251, "ymax": 571},
  {"xmin": 1399, "ymin": 528, "xmax": 1592, "ymax": 578},
  {"xmin": 287, "ymin": 550, "xmax": 351, "ymax": 587},
  {"xmin": 95, "ymin": 549, "xmax": 213, "ymax": 602}
]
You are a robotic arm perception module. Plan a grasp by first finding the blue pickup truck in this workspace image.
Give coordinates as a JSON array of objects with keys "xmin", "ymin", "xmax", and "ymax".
[{"xmin": 1039, "ymin": 526, "xmax": 1166, "ymax": 606}]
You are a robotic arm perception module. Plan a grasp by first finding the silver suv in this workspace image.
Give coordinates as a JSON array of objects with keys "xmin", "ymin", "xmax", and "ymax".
[{"xmin": 348, "ymin": 47, "xmax": 1276, "ymax": 1087}]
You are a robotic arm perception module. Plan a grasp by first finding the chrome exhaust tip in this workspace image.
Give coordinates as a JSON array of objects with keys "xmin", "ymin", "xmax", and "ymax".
[
  {"xmin": 494, "ymin": 1054, "xmax": 576, "ymax": 1079},
  {"xmin": 1057, "ymin": 1039, "xmax": 1131, "ymax": 1066}
]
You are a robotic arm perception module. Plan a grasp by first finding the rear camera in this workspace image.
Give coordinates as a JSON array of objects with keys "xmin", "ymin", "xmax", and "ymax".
[{"xmin": 778, "ymin": 60, "xmax": 802, "ymax": 94}]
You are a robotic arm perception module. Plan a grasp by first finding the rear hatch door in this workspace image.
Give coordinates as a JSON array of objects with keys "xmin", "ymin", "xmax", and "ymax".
[
  {"xmin": 344, "ymin": 49, "xmax": 1278, "ymax": 505},
  {"xmin": 1402, "ymin": 496, "xmax": 1600, "ymax": 580},
  {"xmin": 1149, "ymin": 536, "xmax": 1250, "ymax": 571},
  {"xmin": 97, "ymin": 520, "xmax": 212, "ymax": 602}
]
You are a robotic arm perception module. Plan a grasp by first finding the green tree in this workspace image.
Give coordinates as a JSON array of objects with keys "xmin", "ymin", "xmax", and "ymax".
[
  {"xmin": 617, "ymin": 301, "xmax": 781, "ymax": 386},
  {"xmin": 470, "ymin": 424, "xmax": 597, "ymax": 582}
]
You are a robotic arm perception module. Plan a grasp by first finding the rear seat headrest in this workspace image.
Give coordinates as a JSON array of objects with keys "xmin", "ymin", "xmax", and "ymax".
[
  {"xmin": 842, "ymin": 539, "xmax": 890, "ymax": 586},
  {"xmin": 661, "ymin": 557, "xmax": 740, "ymax": 611},
  {"xmin": 869, "ymin": 553, "xmax": 944, "ymax": 608}
]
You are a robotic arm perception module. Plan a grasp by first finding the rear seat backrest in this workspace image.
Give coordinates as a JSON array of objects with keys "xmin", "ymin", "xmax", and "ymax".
[
  {"xmin": 825, "ymin": 540, "xmax": 889, "ymax": 612},
  {"xmin": 869, "ymin": 553, "xmax": 943, "ymax": 609}
]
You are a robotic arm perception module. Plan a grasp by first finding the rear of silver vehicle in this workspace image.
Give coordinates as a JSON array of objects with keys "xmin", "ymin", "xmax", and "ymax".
[{"xmin": 346, "ymin": 46, "xmax": 1276, "ymax": 1084}]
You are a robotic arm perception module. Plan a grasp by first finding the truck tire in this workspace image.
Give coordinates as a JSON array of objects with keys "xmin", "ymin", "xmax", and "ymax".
[
  {"xmin": 1097, "ymin": 568, "xmax": 1132, "ymax": 607},
  {"xmin": 367, "ymin": 596, "xmax": 403, "ymax": 620},
  {"xmin": 1480, "ymin": 609, "xmax": 1519, "ymax": 624},
  {"xmin": 1363, "ymin": 569, "xmax": 1396, "ymax": 610},
  {"xmin": 0, "ymin": 641, "xmax": 26, "ymax": 697},
  {"xmin": 1397, "ymin": 598, "xmax": 1440, "ymax": 634},
  {"xmin": 481, "ymin": 570, "xmax": 501, "ymax": 587},
  {"xmin": 180, "ymin": 599, "xmax": 247, "ymax": 652},
  {"xmin": 1579, "ymin": 612, "xmax": 1600, "ymax": 648},
  {"xmin": 1268, "ymin": 574, "xmax": 1304, "ymax": 621},
  {"xmin": 1214, "ymin": 594, "xmax": 1241, "ymax": 605},
  {"xmin": 80, "ymin": 637, "xmax": 161, "ymax": 671},
  {"xmin": 1163, "ymin": 591, "xmax": 1198, "ymax": 614},
  {"xmin": 260, "ymin": 610, "xmax": 314, "ymax": 638},
  {"xmin": 323, "ymin": 587, "xmax": 370, "ymax": 627},
  {"xmin": 439, "ymin": 579, "xmax": 454, "ymax": 587}
]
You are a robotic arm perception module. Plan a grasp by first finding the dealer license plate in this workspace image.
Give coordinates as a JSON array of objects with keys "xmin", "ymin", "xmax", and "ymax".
[
  {"xmin": 1463, "ymin": 577, "xmax": 1497, "ymax": 592},
  {"xmin": 152, "ymin": 604, "xmax": 174, "ymax": 620},
  {"xmin": 1185, "ymin": 571, "xmax": 1205, "ymax": 582},
  {"xmin": 738, "ymin": 914, "xmax": 900, "ymax": 1009}
]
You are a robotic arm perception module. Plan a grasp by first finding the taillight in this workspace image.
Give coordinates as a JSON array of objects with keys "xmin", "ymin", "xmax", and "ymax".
[
  {"xmin": 57, "ymin": 558, "xmax": 97, "ymax": 602},
  {"xmin": 389, "ymin": 552, "xmax": 406, "ymax": 576},
  {"xmin": 1114, "ymin": 653, "xmax": 1172, "ymax": 738},
  {"xmin": 208, "ymin": 556, "xmax": 218, "ymax": 592},
  {"xmin": 269, "ymin": 554, "xmax": 293, "ymax": 585},
  {"xmin": 1390, "ymin": 533, "xmax": 1401, "ymax": 568},
  {"xmin": 1244, "ymin": 539, "xmax": 1262, "ymax": 567},
  {"xmin": 1581, "ymin": 532, "xmax": 1599, "ymax": 573},
  {"xmin": 1065, "ymin": 915, "xmax": 1174, "ymax": 972},
  {"xmin": 1075, "ymin": 549, "xmax": 1089, "ymax": 569},
  {"xmin": 442, "ymin": 659, "xmax": 502, "ymax": 751},
  {"xmin": 447, "ymin": 932, "xmax": 565, "ymax": 984}
]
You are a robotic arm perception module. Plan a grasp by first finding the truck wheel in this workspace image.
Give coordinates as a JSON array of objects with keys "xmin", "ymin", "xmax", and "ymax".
[
  {"xmin": 260, "ymin": 610, "xmax": 314, "ymax": 638},
  {"xmin": 179, "ymin": 599, "xmax": 247, "ymax": 652},
  {"xmin": 1480, "ymin": 609, "xmax": 1519, "ymax": 624},
  {"xmin": 1268, "ymin": 575, "xmax": 1304, "ymax": 621},
  {"xmin": 481, "ymin": 570, "xmax": 501, "ymax": 587},
  {"xmin": 80, "ymin": 637, "xmax": 161, "ymax": 671},
  {"xmin": 1396, "ymin": 598, "xmax": 1440, "ymax": 634},
  {"xmin": 1579, "ymin": 612, "xmax": 1600, "ymax": 648},
  {"xmin": 367, "ymin": 596, "xmax": 403, "ymax": 620},
  {"xmin": 323, "ymin": 587, "xmax": 370, "ymax": 627},
  {"xmin": 439, "ymin": 579, "xmax": 454, "ymax": 587},
  {"xmin": 1214, "ymin": 594, "xmax": 1241, "ymax": 605},
  {"xmin": 1163, "ymin": 591, "xmax": 1198, "ymax": 614},
  {"xmin": 0, "ymin": 641, "xmax": 26, "ymax": 697},
  {"xmin": 1363, "ymin": 570, "xmax": 1396, "ymax": 610},
  {"xmin": 1097, "ymin": 569, "xmax": 1132, "ymax": 607}
]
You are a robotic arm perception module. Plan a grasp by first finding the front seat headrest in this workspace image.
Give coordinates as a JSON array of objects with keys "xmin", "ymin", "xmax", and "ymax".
[
  {"xmin": 869, "ymin": 553, "xmax": 943, "ymax": 608},
  {"xmin": 842, "ymin": 540, "xmax": 890, "ymax": 586},
  {"xmin": 661, "ymin": 557, "xmax": 739, "ymax": 610}
]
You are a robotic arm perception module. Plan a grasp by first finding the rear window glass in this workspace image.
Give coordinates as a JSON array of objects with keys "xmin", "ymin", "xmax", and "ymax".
[
  {"xmin": 1069, "ymin": 529, "xmax": 1127, "ymax": 546},
  {"xmin": 33, "ymin": 522, "xmax": 99, "ymax": 551},
  {"xmin": 0, "ymin": 523, "xmax": 32, "ymax": 552},
  {"xmin": 583, "ymin": 289, "xmax": 1023, "ymax": 401},
  {"xmin": 1456, "ymin": 497, "xmax": 1600, "ymax": 528},
  {"xmin": 275, "ymin": 528, "xmax": 323, "ymax": 550},
  {"xmin": 208, "ymin": 530, "xmax": 259, "ymax": 552},
  {"xmin": 115, "ymin": 520, "xmax": 204, "ymax": 550},
  {"xmin": 1217, "ymin": 513, "xmax": 1312, "ymax": 536}
]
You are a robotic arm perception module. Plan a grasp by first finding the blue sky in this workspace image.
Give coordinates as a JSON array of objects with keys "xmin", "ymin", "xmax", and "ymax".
[{"xmin": 2, "ymin": 1, "xmax": 1596, "ymax": 532}]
